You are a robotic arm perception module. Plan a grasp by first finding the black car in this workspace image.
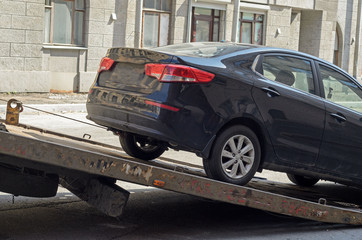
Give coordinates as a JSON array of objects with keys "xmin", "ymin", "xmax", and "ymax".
[{"xmin": 86, "ymin": 42, "xmax": 362, "ymax": 188}]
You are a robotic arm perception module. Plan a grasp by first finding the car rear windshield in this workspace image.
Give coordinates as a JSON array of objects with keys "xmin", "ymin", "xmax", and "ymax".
[{"xmin": 155, "ymin": 42, "xmax": 256, "ymax": 58}]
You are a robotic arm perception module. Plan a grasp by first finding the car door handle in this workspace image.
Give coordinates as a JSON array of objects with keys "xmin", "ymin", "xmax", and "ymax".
[
  {"xmin": 330, "ymin": 113, "xmax": 347, "ymax": 122},
  {"xmin": 261, "ymin": 87, "xmax": 280, "ymax": 97}
]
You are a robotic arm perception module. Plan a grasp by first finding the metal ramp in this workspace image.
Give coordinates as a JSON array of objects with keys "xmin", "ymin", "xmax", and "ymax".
[{"xmin": 0, "ymin": 122, "xmax": 361, "ymax": 225}]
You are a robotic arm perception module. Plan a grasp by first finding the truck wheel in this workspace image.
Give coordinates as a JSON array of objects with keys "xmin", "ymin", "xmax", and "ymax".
[
  {"xmin": 287, "ymin": 174, "xmax": 319, "ymax": 187},
  {"xmin": 119, "ymin": 132, "xmax": 165, "ymax": 160},
  {"xmin": 204, "ymin": 125, "xmax": 261, "ymax": 185}
]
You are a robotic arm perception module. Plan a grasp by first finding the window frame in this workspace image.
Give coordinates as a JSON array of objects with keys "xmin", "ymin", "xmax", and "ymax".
[
  {"xmin": 316, "ymin": 62, "xmax": 362, "ymax": 112},
  {"xmin": 44, "ymin": 0, "xmax": 85, "ymax": 46},
  {"xmin": 191, "ymin": 7, "xmax": 221, "ymax": 42},
  {"xmin": 141, "ymin": 0, "xmax": 171, "ymax": 48},
  {"xmin": 254, "ymin": 53, "xmax": 320, "ymax": 96},
  {"xmin": 239, "ymin": 12, "xmax": 264, "ymax": 45}
]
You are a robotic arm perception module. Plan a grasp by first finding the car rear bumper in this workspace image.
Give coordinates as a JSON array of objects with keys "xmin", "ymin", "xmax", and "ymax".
[
  {"xmin": 86, "ymin": 101, "xmax": 215, "ymax": 155},
  {"xmin": 87, "ymin": 102, "xmax": 175, "ymax": 139}
]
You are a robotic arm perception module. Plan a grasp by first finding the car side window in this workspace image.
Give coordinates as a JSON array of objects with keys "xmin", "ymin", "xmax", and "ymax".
[
  {"xmin": 319, "ymin": 64, "xmax": 362, "ymax": 113},
  {"xmin": 260, "ymin": 55, "xmax": 316, "ymax": 95}
]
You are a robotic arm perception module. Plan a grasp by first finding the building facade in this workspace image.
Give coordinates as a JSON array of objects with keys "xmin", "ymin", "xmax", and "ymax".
[{"xmin": 0, "ymin": 0, "xmax": 361, "ymax": 92}]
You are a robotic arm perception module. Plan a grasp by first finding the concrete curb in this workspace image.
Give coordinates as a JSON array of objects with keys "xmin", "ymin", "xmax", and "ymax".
[{"xmin": 0, "ymin": 103, "xmax": 86, "ymax": 115}]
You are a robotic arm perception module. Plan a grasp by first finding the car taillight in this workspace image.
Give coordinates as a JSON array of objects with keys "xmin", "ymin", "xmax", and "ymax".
[
  {"xmin": 145, "ymin": 64, "xmax": 214, "ymax": 83},
  {"xmin": 98, "ymin": 57, "xmax": 114, "ymax": 73}
]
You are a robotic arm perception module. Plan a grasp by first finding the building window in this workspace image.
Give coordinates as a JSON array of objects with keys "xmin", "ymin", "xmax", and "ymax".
[
  {"xmin": 238, "ymin": 12, "xmax": 264, "ymax": 45},
  {"xmin": 191, "ymin": 7, "xmax": 220, "ymax": 42},
  {"xmin": 44, "ymin": 0, "xmax": 85, "ymax": 46},
  {"xmin": 142, "ymin": 0, "xmax": 171, "ymax": 48}
]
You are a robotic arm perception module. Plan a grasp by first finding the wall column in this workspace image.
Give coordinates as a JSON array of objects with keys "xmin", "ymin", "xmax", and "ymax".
[{"xmin": 353, "ymin": 0, "xmax": 362, "ymax": 81}]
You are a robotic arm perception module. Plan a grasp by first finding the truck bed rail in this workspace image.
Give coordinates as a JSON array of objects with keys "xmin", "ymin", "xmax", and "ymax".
[{"xmin": 0, "ymin": 122, "xmax": 361, "ymax": 225}]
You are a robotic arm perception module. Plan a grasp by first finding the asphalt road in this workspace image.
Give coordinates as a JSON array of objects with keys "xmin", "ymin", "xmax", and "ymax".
[{"xmin": 0, "ymin": 111, "xmax": 361, "ymax": 240}]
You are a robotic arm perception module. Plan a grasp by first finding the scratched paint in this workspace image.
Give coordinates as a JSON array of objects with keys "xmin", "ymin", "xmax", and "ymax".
[
  {"xmin": 0, "ymin": 137, "xmax": 26, "ymax": 156},
  {"xmin": 179, "ymin": 179, "xmax": 214, "ymax": 197},
  {"xmin": 101, "ymin": 161, "xmax": 117, "ymax": 173},
  {"xmin": 177, "ymin": 179, "xmax": 331, "ymax": 219},
  {"xmin": 79, "ymin": 157, "xmax": 119, "ymax": 175},
  {"xmin": 121, "ymin": 163, "xmax": 153, "ymax": 183},
  {"xmin": 96, "ymin": 159, "xmax": 117, "ymax": 173}
]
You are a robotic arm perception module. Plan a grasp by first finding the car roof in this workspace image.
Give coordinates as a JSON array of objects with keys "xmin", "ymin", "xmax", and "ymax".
[
  {"xmin": 154, "ymin": 42, "xmax": 358, "ymax": 82},
  {"xmin": 155, "ymin": 41, "xmax": 325, "ymax": 63},
  {"xmin": 155, "ymin": 42, "xmax": 261, "ymax": 58}
]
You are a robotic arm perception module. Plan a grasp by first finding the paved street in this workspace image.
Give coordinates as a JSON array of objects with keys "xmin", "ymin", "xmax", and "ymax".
[{"xmin": 0, "ymin": 110, "xmax": 361, "ymax": 239}]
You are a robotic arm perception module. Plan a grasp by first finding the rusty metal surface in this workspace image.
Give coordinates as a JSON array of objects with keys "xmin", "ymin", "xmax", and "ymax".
[
  {"xmin": 0, "ymin": 121, "xmax": 205, "ymax": 176},
  {"xmin": 0, "ymin": 124, "xmax": 361, "ymax": 225},
  {"xmin": 0, "ymin": 119, "xmax": 122, "ymax": 152},
  {"xmin": 5, "ymin": 99, "xmax": 23, "ymax": 125}
]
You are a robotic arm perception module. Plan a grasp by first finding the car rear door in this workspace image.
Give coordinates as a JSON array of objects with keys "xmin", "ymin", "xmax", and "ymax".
[
  {"xmin": 315, "ymin": 63, "xmax": 362, "ymax": 181},
  {"xmin": 252, "ymin": 54, "xmax": 325, "ymax": 167}
]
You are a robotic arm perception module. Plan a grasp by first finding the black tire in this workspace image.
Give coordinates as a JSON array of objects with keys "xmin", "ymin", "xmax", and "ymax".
[
  {"xmin": 119, "ymin": 132, "xmax": 165, "ymax": 160},
  {"xmin": 287, "ymin": 173, "xmax": 319, "ymax": 187},
  {"xmin": 203, "ymin": 125, "xmax": 261, "ymax": 185}
]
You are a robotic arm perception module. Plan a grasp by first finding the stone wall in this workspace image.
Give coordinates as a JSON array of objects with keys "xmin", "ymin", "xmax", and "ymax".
[
  {"xmin": 0, "ymin": 0, "xmax": 361, "ymax": 92},
  {"xmin": 79, "ymin": 0, "xmax": 122, "ymax": 91},
  {"xmin": 265, "ymin": 6, "xmax": 292, "ymax": 49},
  {"xmin": 299, "ymin": 10, "xmax": 323, "ymax": 57},
  {"xmin": 248, "ymin": 0, "xmax": 315, "ymax": 9},
  {"xmin": 315, "ymin": 0, "xmax": 338, "ymax": 63},
  {"xmin": 337, "ymin": 0, "xmax": 359, "ymax": 73},
  {"xmin": 289, "ymin": 11, "xmax": 301, "ymax": 51},
  {"xmin": 85, "ymin": 0, "xmax": 119, "ymax": 72},
  {"xmin": 0, "ymin": 0, "xmax": 123, "ymax": 93},
  {"xmin": 223, "ymin": 3, "xmax": 234, "ymax": 41},
  {"xmin": 170, "ymin": 0, "xmax": 189, "ymax": 44},
  {"xmin": 0, "ymin": 0, "xmax": 48, "ymax": 92}
]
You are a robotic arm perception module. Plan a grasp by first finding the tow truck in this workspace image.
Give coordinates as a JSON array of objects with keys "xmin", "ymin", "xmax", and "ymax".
[{"xmin": 0, "ymin": 99, "xmax": 361, "ymax": 225}]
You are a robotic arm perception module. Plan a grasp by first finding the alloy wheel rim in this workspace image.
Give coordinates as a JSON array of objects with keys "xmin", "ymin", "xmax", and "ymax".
[{"xmin": 220, "ymin": 134, "xmax": 255, "ymax": 179}]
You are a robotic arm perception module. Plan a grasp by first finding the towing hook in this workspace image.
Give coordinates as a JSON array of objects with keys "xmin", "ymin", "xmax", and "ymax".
[
  {"xmin": 83, "ymin": 133, "xmax": 92, "ymax": 139},
  {"xmin": 6, "ymin": 99, "xmax": 23, "ymax": 125}
]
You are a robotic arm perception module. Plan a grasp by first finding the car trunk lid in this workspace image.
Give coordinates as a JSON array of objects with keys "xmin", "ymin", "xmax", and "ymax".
[{"xmin": 97, "ymin": 48, "xmax": 174, "ymax": 93}]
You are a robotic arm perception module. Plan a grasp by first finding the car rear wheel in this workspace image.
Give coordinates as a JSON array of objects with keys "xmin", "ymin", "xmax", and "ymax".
[
  {"xmin": 287, "ymin": 174, "xmax": 319, "ymax": 187},
  {"xmin": 203, "ymin": 125, "xmax": 261, "ymax": 185},
  {"xmin": 119, "ymin": 132, "xmax": 165, "ymax": 160}
]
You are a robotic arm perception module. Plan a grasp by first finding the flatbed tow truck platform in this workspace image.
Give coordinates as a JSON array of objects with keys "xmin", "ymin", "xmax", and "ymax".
[{"xmin": 0, "ymin": 99, "xmax": 361, "ymax": 225}]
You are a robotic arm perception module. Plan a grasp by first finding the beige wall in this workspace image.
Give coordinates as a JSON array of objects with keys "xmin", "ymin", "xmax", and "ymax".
[
  {"xmin": 223, "ymin": 3, "xmax": 235, "ymax": 42},
  {"xmin": 247, "ymin": 0, "xmax": 315, "ymax": 9},
  {"xmin": 0, "ymin": 0, "xmax": 48, "ymax": 92},
  {"xmin": 337, "ymin": 0, "xmax": 359, "ymax": 74},
  {"xmin": 299, "ymin": 10, "xmax": 324, "ymax": 57},
  {"xmin": 0, "ymin": 0, "xmax": 361, "ymax": 92},
  {"xmin": 289, "ymin": 11, "xmax": 301, "ymax": 51},
  {"xmin": 170, "ymin": 0, "xmax": 190, "ymax": 44},
  {"xmin": 264, "ymin": 6, "xmax": 292, "ymax": 49}
]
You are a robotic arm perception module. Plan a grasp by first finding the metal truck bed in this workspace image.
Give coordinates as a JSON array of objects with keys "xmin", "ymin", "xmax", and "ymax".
[{"xmin": 0, "ymin": 121, "xmax": 361, "ymax": 225}]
